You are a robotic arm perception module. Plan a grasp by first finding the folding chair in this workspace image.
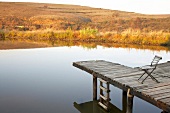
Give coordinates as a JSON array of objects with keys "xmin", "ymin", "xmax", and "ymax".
[{"xmin": 138, "ymin": 55, "xmax": 162, "ymax": 84}]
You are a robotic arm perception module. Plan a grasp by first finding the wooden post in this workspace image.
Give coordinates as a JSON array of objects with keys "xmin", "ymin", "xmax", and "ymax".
[
  {"xmin": 127, "ymin": 89, "xmax": 134, "ymax": 113},
  {"xmin": 93, "ymin": 74, "xmax": 97, "ymax": 100},
  {"xmin": 93, "ymin": 100, "xmax": 97, "ymax": 113},
  {"xmin": 161, "ymin": 111, "xmax": 168, "ymax": 113},
  {"xmin": 123, "ymin": 90, "xmax": 127, "ymax": 96},
  {"xmin": 122, "ymin": 91, "xmax": 127, "ymax": 113}
]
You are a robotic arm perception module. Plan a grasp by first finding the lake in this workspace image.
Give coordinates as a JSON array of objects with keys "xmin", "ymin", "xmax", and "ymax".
[{"xmin": 0, "ymin": 45, "xmax": 170, "ymax": 113}]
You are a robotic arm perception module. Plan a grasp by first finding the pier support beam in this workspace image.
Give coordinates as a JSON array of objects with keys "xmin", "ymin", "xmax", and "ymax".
[
  {"xmin": 93, "ymin": 100, "xmax": 97, "ymax": 113},
  {"xmin": 127, "ymin": 89, "xmax": 134, "ymax": 113},
  {"xmin": 93, "ymin": 74, "xmax": 97, "ymax": 100},
  {"xmin": 123, "ymin": 90, "xmax": 127, "ymax": 96},
  {"xmin": 161, "ymin": 111, "xmax": 168, "ymax": 113},
  {"xmin": 122, "ymin": 91, "xmax": 127, "ymax": 113}
]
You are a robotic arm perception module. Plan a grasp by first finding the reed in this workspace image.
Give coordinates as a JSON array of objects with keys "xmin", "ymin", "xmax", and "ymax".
[
  {"xmin": 2, "ymin": 28, "xmax": 170, "ymax": 47},
  {"xmin": 0, "ymin": 30, "xmax": 5, "ymax": 40},
  {"xmin": 79, "ymin": 27, "xmax": 98, "ymax": 39}
]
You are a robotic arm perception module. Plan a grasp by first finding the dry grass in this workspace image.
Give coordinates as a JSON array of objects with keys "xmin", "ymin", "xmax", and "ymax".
[
  {"xmin": 0, "ymin": 2, "xmax": 170, "ymax": 32},
  {"xmin": 0, "ymin": 2, "xmax": 170, "ymax": 47},
  {"xmin": 2, "ymin": 29, "xmax": 170, "ymax": 46}
]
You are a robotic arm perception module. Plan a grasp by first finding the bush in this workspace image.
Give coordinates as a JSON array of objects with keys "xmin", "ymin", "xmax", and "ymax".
[
  {"xmin": 161, "ymin": 35, "xmax": 170, "ymax": 46},
  {"xmin": 0, "ymin": 30, "xmax": 5, "ymax": 40},
  {"xmin": 79, "ymin": 27, "xmax": 98, "ymax": 39}
]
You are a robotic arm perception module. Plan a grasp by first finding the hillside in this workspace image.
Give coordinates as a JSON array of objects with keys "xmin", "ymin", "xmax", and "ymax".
[{"xmin": 0, "ymin": 2, "xmax": 170, "ymax": 32}]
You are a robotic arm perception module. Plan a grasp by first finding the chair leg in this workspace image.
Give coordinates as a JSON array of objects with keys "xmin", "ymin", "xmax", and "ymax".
[
  {"xmin": 145, "ymin": 70, "xmax": 159, "ymax": 83},
  {"xmin": 141, "ymin": 75, "xmax": 149, "ymax": 84},
  {"xmin": 138, "ymin": 72, "xmax": 146, "ymax": 81},
  {"xmin": 139, "ymin": 69, "xmax": 159, "ymax": 84},
  {"xmin": 150, "ymin": 74, "xmax": 159, "ymax": 83}
]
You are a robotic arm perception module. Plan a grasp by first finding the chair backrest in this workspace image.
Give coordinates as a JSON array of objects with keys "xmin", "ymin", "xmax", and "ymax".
[{"xmin": 151, "ymin": 55, "xmax": 162, "ymax": 67}]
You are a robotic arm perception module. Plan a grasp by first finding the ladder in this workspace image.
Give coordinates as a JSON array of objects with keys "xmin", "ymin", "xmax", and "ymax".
[{"xmin": 98, "ymin": 78, "xmax": 111, "ymax": 111}]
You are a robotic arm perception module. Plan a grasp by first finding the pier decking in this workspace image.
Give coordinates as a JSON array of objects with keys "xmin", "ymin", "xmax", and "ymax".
[{"xmin": 73, "ymin": 60, "xmax": 170, "ymax": 113}]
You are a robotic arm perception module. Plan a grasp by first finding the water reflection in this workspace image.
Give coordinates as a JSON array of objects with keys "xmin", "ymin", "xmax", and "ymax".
[
  {"xmin": 74, "ymin": 100, "xmax": 124, "ymax": 113},
  {"xmin": 74, "ymin": 91, "xmax": 165, "ymax": 113},
  {"xmin": 0, "ymin": 40, "xmax": 169, "ymax": 51},
  {"xmin": 0, "ymin": 44, "xmax": 169, "ymax": 113},
  {"xmin": 74, "ymin": 92, "xmax": 128, "ymax": 113}
]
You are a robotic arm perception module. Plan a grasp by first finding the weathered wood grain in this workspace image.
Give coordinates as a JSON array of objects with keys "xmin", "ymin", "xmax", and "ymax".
[{"xmin": 73, "ymin": 60, "xmax": 170, "ymax": 112}]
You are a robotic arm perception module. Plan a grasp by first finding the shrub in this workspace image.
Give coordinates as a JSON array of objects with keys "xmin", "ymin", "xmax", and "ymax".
[
  {"xmin": 0, "ymin": 30, "xmax": 5, "ymax": 40},
  {"xmin": 79, "ymin": 27, "xmax": 98, "ymax": 39}
]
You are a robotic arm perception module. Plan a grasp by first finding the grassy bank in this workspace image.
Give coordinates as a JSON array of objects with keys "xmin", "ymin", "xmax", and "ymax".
[
  {"xmin": 1, "ymin": 28, "xmax": 170, "ymax": 46},
  {"xmin": 1, "ymin": 2, "xmax": 170, "ymax": 47}
]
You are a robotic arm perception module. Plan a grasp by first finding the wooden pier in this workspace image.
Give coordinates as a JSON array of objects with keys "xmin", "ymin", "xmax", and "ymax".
[{"xmin": 73, "ymin": 60, "xmax": 170, "ymax": 113}]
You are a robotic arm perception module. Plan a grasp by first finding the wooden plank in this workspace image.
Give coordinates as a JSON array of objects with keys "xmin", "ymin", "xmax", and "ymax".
[
  {"xmin": 116, "ymin": 78, "xmax": 139, "ymax": 86},
  {"xmin": 159, "ymin": 97, "xmax": 170, "ymax": 103},
  {"xmin": 140, "ymin": 82, "xmax": 170, "ymax": 92},
  {"xmin": 83, "ymin": 62, "xmax": 120, "ymax": 67},
  {"xmin": 114, "ymin": 75, "xmax": 163, "ymax": 86},
  {"xmin": 155, "ymin": 94, "xmax": 170, "ymax": 100},
  {"xmin": 130, "ymin": 81, "xmax": 156, "ymax": 89},
  {"xmin": 151, "ymin": 92, "xmax": 170, "ymax": 99},
  {"xmin": 157, "ymin": 61, "xmax": 170, "ymax": 66},
  {"xmin": 100, "ymin": 86, "xmax": 110, "ymax": 93},
  {"xmin": 115, "ymin": 75, "xmax": 138, "ymax": 81},
  {"xmin": 108, "ymin": 71, "xmax": 143, "ymax": 78},
  {"xmin": 135, "ymin": 78, "xmax": 167, "ymax": 88},
  {"xmin": 86, "ymin": 66, "xmax": 129, "ymax": 72},
  {"xmin": 100, "ymin": 94, "xmax": 111, "ymax": 101},
  {"xmin": 167, "ymin": 102, "xmax": 170, "ymax": 105},
  {"xmin": 73, "ymin": 60, "xmax": 170, "ymax": 112},
  {"xmin": 98, "ymin": 102, "xmax": 108, "ymax": 111},
  {"xmin": 99, "ymin": 78, "xmax": 108, "ymax": 84},
  {"xmin": 147, "ymin": 89, "xmax": 170, "ymax": 96},
  {"xmin": 143, "ymin": 85, "xmax": 170, "ymax": 94},
  {"xmin": 92, "ymin": 66, "xmax": 131, "ymax": 73},
  {"xmin": 134, "ymin": 78, "xmax": 170, "ymax": 91}
]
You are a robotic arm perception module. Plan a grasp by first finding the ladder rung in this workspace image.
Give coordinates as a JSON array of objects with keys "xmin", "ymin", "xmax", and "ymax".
[
  {"xmin": 100, "ymin": 86, "xmax": 110, "ymax": 92},
  {"xmin": 99, "ymin": 78, "xmax": 108, "ymax": 84},
  {"xmin": 100, "ymin": 94, "xmax": 111, "ymax": 101},
  {"xmin": 98, "ymin": 102, "xmax": 108, "ymax": 111}
]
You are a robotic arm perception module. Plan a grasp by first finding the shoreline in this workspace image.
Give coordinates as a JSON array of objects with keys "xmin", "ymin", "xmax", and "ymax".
[
  {"xmin": 0, "ymin": 40, "xmax": 169, "ymax": 51},
  {"xmin": 1, "ymin": 29, "xmax": 170, "ymax": 47}
]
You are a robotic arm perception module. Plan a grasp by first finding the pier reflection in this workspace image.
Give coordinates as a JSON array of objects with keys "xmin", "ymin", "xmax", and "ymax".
[
  {"xmin": 74, "ymin": 92, "xmax": 165, "ymax": 113},
  {"xmin": 74, "ymin": 92, "xmax": 131, "ymax": 113},
  {"xmin": 74, "ymin": 100, "xmax": 124, "ymax": 113}
]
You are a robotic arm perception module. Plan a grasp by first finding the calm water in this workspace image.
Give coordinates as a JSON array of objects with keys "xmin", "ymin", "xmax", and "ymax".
[{"xmin": 0, "ymin": 46, "xmax": 170, "ymax": 113}]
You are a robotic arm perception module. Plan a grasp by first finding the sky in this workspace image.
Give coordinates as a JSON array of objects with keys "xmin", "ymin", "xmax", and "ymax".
[{"xmin": 1, "ymin": 0, "xmax": 170, "ymax": 14}]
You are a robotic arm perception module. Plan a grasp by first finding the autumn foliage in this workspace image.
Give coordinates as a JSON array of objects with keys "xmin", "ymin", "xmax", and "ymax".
[{"xmin": 0, "ymin": 2, "xmax": 170, "ymax": 46}]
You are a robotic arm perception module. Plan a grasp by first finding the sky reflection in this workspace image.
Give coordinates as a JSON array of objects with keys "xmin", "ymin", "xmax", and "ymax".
[{"xmin": 0, "ymin": 46, "xmax": 169, "ymax": 113}]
